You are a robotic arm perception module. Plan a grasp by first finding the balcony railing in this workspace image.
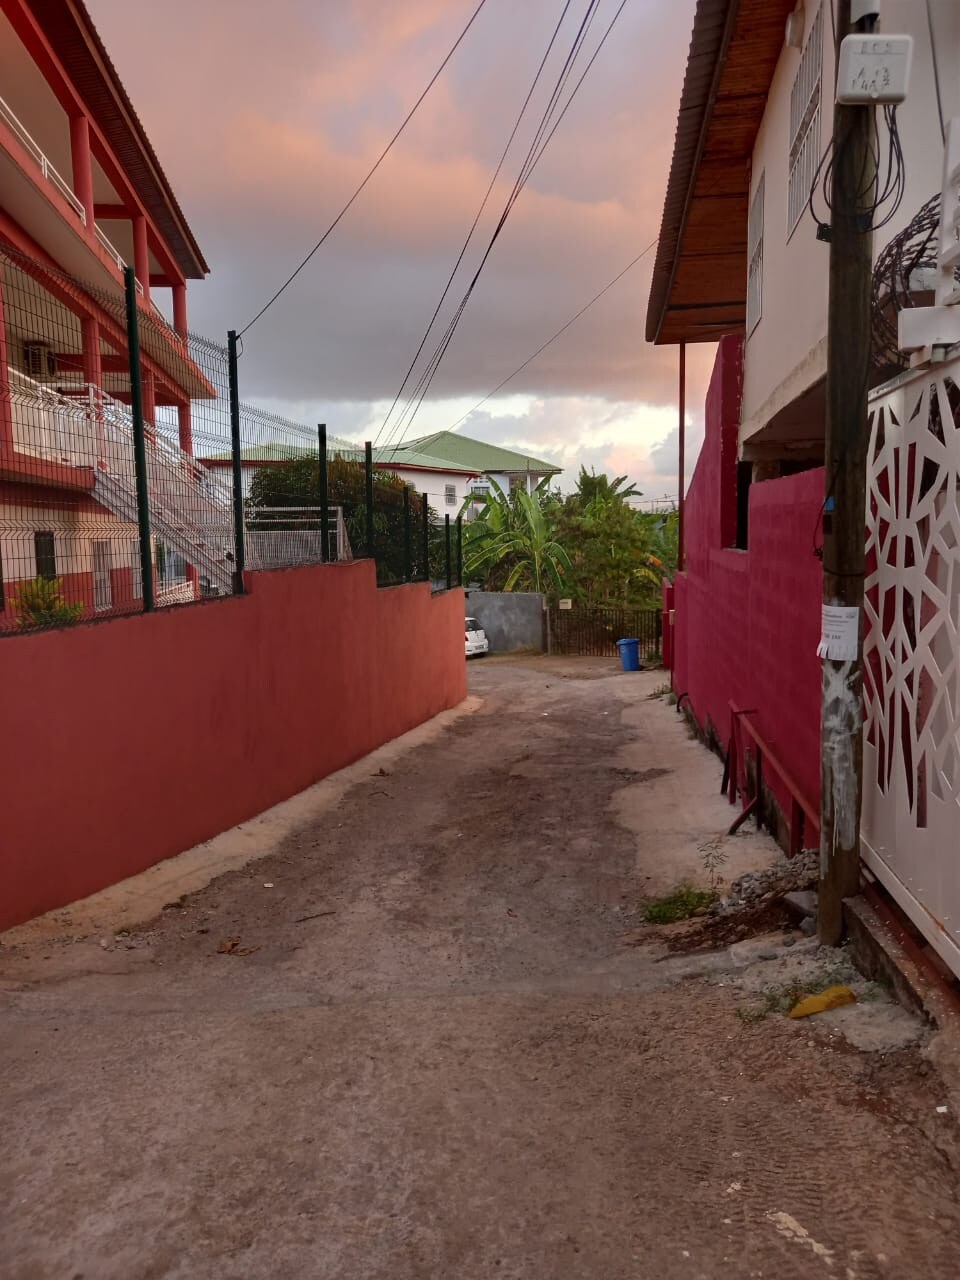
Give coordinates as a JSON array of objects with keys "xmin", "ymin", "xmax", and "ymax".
[
  {"xmin": 0, "ymin": 92, "xmax": 86, "ymax": 225},
  {"xmin": 0, "ymin": 92, "xmax": 142, "ymax": 295}
]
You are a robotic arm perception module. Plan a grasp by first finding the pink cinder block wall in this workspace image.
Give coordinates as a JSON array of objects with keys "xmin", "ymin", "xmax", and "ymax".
[
  {"xmin": 671, "ymin": 334, "xmax": 823, "ymax": 826},
  {"xmin": 1, "ymin": 563, "xmax": 467, "ymax": 930}
]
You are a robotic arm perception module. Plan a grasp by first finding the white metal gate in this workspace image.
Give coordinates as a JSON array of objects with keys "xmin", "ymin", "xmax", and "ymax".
[{"xmin": 862, "ymin": 355, "xmax": 960, "ymax": 977}]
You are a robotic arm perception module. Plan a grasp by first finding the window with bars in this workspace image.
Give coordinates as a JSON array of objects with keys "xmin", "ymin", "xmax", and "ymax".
[
  {"xmin": 444, "ymin": 484, "xmax": 457, "ymax": 505},
  {"xmin": 747, "ymin": 173, "xmax": 764, "ymax": 335},
  {"xmin": 34, "ymin": 530, "xmax": 56, "ymax": 580},
  {"xmin": 787, "ymin": 4, "xmax": 823, "ymax": 235}
]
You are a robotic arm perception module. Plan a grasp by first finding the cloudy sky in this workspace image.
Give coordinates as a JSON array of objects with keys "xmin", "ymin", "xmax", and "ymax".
[{"xmin": 90, "ymin": 0, "xmax": 716, "ymax": 495}]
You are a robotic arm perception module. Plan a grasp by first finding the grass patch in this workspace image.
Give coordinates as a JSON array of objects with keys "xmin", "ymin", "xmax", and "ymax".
[
  {"xmin": 646, "ymin": 683, "xmax": 672, "ymax": 700},
  {"xmin": 642, "ymin": 883, "xmax": 716, "ymax": 924},
  {"xmin": 734, "ymin": 953, "xmax": 877, "ymax": 1023}
]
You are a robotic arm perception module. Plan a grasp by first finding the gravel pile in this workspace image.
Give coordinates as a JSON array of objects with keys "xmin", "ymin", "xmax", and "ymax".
[{"xmin": 709, "ymin": 849, "xmax": 818, "ymax": 917}]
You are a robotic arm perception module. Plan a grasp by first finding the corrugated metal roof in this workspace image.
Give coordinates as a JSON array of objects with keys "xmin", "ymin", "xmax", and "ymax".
[
  {"xmin": 28, "ymin": 0, "xmax": 208, "ymax": 279},
  {"xmin": 645, "ymin": 0, "xmax": 794, "ymax": 345},
  {"xmin": 400, "ymin": 430, "xmax": 561, "ymax": 475},
  {"xmin": 371, "ymin": 446, "xmax": 477, "ymax": 474}
]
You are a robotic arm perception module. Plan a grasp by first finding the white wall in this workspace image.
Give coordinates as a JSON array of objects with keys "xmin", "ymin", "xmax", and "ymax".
[
  {"xmin": 0, "ymin": 503, "xmax": 138, "ymax": 581},
  {"xmin": 742, "ymin": 0, "xmax": 960, "ymax": 443},
  {"xmin": 380, "ymin": 466, "xmax": 476, "ymax": 513}
]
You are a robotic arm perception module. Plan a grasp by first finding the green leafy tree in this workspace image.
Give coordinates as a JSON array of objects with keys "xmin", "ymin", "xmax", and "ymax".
[
  {"xmin": 561, "ymin": 497, "xmax": 658, "ymax": 606},
  {"xmin": 571, "ymin": 466, "xmax": 641, "ymax": 509}
]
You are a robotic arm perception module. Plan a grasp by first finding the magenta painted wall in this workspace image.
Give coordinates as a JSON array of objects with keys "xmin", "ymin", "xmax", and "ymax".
[
  {"xmin": 1, "ymin": 562, "xmax": 467, "ymax": 930},
  {"xmin": 673, "ymin": 335, "xmax": 824, "ymax": 823}
]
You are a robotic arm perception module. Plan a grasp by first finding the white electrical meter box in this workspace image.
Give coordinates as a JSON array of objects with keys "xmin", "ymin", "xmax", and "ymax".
[{"xmin": 836, "ymin": 34, "xmax": 913, "ymax": 103}]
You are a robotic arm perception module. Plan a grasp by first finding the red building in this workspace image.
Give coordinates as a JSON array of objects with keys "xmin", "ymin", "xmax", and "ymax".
[
  {"xmin": 0, "ymin": 0, "xmax": 216, "ymax": 625},
  {"xmin": 649, "ymin": 1, "xmax": 960, "ymax": 975}
]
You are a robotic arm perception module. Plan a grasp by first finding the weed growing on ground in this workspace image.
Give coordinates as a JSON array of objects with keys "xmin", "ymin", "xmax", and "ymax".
[
  {"xmin": 647, "ymin": 683, "xmax": 672, "ymax": 700},
  {"xmin": 642, "ymin": 883, "xmax": 717, "ymax": 924},
  {"xmin": 698, "ymin": 835, "xmax": 728, "ymax": 892},
  {"xmin": 735, "ymin": 952, "xmax": 883, "ymax": 1023}
]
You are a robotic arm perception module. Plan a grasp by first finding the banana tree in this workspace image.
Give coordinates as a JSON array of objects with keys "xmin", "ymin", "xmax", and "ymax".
[{"xmin": 464, "ymin": 478, "xmax": 571, "ymax": 595}]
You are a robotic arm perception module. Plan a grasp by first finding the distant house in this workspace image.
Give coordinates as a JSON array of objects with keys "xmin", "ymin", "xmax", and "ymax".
[
  {"xmin": 202, "ymin": 430, "xmax": 562, "ymax": 519},
  {"xmin": 201, "ymin": 436, "xmax": 359, "ymax": 498},
  {"xmin": 389, "ymin": 431, "xmax": 561, "ymax": 502},
  {"xmin": 370, "ymin": 444, "xmax": 478, "ymax": 513}
]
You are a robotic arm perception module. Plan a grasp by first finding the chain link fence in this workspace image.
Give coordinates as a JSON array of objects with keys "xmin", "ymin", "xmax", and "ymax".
[{"xmin": 0, "ymin": 246, "xmax": 461, "ymax": 635}]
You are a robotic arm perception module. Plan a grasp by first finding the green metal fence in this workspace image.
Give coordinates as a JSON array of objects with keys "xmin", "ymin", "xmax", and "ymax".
[{"xmin": 0, "ymin": 244, "xmax": 462, "ymax": 636}]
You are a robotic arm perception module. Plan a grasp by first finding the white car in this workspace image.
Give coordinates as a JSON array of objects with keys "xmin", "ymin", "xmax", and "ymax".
[{"xmin": 465, "ymin": 617, "xmax": 489, "ymax": 657}]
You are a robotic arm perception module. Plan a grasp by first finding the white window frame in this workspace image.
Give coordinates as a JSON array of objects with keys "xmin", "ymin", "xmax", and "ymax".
[
  {"xmin": 747, "ymin": 172, "xmax": 764, "ymax": 336},
  {"xmin": 787, "ymin": 4, "xmax": 823, "ymax": 237},
  {"xmin": 129, "ymin": 539, "xmax": 142, "ymax": 600},
  {"xmin": 444, "ymin": 483, "xmax": 457, "ymax": 505},
  {"xmin": 92, "ymin": 539, "xmax": 113, "ymax": 612}
]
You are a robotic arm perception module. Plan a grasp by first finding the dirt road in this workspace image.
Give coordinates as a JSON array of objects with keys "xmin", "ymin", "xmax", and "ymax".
[{"xmin": 2, "ymin": 657, "xmax": 959, "ymax": 1278}]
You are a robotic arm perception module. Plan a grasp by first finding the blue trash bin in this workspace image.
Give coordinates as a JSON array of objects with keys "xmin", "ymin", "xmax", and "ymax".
[{"xmin": 616, "ymin": 638, "xmax": 641, "ymax": 672}]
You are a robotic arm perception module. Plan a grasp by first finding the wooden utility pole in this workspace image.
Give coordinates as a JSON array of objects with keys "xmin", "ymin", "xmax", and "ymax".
[
  {"xmin": 818, "ymin": 0, "xmax": 877, "ymax": 944},
  {"xmin": 678, "ymin": 341, "xmax": 686, "ymax": 572}
]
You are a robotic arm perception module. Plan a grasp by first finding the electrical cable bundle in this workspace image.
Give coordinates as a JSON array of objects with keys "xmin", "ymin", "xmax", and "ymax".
[{"xmin": 808, "ymin": 103, "xmax": 906, "ymax": 240}]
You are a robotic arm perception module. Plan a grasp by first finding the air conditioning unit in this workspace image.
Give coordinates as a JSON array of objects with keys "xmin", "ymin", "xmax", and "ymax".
[{"xmin": 23, "ymin": 341, "xmax": 58, "ymax": 380}]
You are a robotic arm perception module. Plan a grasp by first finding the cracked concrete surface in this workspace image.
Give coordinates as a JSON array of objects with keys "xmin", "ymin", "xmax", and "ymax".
[{"xmin": 2, "ymin": 656, "xmax": 958, "ymax": 1279}]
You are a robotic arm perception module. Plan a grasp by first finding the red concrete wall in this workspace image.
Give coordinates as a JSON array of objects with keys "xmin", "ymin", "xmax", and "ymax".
[
  {"xmin": 0, "ymin": 562, "xmax": 467, "ymax": 930},
  {"xmin": 672, "ymin": 335, "xmax": 823, "ymax": 825}
]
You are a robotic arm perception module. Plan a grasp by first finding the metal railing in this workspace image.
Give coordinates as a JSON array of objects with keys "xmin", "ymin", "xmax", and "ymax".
[
  {"xmin": 246, "ymin": 506, "xmax": 352, "ymax": 569},
  {"xmin": 0, "ymin": 245, "xmax": 462, "ymax": 637},
  {"xmin": 0, "ymin": 92, "xmax": 87, "ymax": 225},
  {"xmin": 0, "ymin": 91, "xmax": 142, "ymax": 297}
]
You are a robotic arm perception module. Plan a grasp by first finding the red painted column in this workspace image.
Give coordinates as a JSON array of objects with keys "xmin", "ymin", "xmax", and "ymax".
[
  {"xmin": 172, "ymin": 283, "xmax": 187, "ymax": 337},
  {"xmin": 177, "ymin": 401, "xmax": 193, "ymax": 455},
  {"xmin": 132, "ymin": 215, "xmax": 150, "ymax": 303},
  {"xmin": 81, "ymin": 315, "xmax": 103, "ymax": 463},
  {"xmin": 142, "ymin": 368, "xmax": 156, "ymax": 426},
  {"xmin": 0, "ymin": 273, "xmax": 12, "ymax": 455},
  {"xmin": 678, "ymin": 341, "xmax": 686, "ymax": 573},
  {"xmin": 69, "ymin": 114, "xmax": 95, "ymax": 231}
]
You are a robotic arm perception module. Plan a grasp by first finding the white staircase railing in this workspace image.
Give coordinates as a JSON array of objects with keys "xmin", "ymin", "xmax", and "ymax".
[{"xmin": 93, "ymin": 389, "xmax": 237, "ymax": 594}]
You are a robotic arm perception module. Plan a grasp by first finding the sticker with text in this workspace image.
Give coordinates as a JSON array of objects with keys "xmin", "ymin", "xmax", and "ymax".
[{"xmin": 817, "ymin": 605, "xmax": 860, "ymax": 661}]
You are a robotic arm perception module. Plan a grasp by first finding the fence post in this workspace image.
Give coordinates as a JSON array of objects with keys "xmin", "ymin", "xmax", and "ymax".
[
  {"xmin": 402, "ymin": 486, "xmax": 412, "ymax": 582},
  {"xmin": 123, "ymin": 266, "xmax": 154, "ymax": 611},
  {"xmin": 456, "ymin": 515, "xmax": 463, "ymax": 586},
  {"xmin": 363, "ymin": 440, "xmax": 375, "ymax": 563},
  {"xmin": 422, "ymin": 498, "xmax": 430, "ymax": 583},
  {"xmin": 318, "ymin": 423, "xmax": 330, "ymax": 563},
  {"xmin": 226, "ymin": 330, "xmax": 246, "ymax": 593},
  {"xmin": 444, "ymin": 514, "xmax": 452, "ymax": 590}
]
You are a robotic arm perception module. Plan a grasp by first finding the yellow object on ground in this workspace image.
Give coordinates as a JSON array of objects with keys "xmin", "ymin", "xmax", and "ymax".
[{"xmin": 789, "ymin": 985, "xmax": 857, "ymax": 1018}]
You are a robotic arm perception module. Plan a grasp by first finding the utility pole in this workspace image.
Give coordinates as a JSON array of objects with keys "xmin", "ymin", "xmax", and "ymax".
[
  {"xmin": 818, "ymin": 0, "xmax": 877, "ymax": 944},
  {"xmin": 677, "ymin": 342, "xmax": 685, "ymax": 572}
]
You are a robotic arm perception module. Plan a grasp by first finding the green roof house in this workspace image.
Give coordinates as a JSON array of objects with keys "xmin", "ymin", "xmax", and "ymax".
[{"xmin": 392, "ymin": 431, "xmax": 561, "ymax": 500}]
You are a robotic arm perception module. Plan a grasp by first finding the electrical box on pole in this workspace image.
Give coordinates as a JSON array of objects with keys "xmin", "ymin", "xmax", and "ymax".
[{"xmin": 836, "ymin": 35, "xmax": 913, "ymax": 103}]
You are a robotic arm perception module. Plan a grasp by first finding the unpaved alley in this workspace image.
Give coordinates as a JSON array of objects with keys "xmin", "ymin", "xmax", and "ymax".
[{"xmin": 2, "ymin": 657, "xmax": 959, "ymax": 1279}]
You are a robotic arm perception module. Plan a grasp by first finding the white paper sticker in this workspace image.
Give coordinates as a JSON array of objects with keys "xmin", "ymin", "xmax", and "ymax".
[{"xmin": 817, "ymin": 605, "xmax": 860, "ymax": 661}]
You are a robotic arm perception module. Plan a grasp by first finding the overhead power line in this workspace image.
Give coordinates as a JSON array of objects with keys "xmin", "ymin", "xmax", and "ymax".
[
  {"xmin": 381, "ymin": 0, "xmax": 629, "ymax": 454},
  {"xmin": 380, "ymin": 0, "xmax": 611, "ymax": 451},
  {"xmin": 447, "ymin": 238, "xmax": 657, "ymax": 431},
  {"xmin": 371, "ymin": 0, "xmax": 578, "ymax": 453},
  {"xmin": 237, "ymin": 0, "xmax": 489, "ymax": 338},
  {"xmin": 377, "ymin": 0, "xmax": 604, "ymax": 453}
]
